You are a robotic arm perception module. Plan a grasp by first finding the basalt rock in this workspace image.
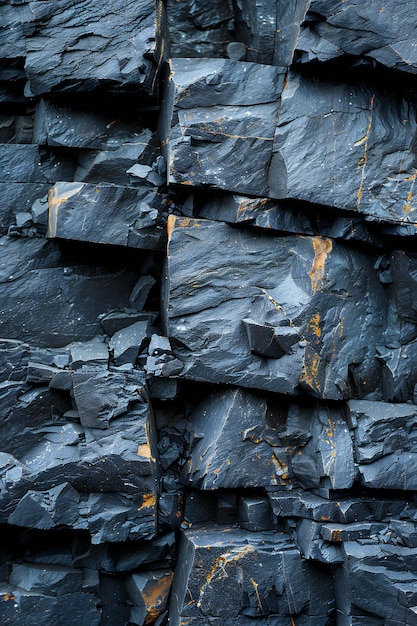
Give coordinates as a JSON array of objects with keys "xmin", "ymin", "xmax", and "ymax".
[
  {"xmin": 164, "ymin": 216, "xmax": 386, "ymax": 400},
  {"xmin": 297, "ymin": 0, "xmax": 417, "ymax": 74}
]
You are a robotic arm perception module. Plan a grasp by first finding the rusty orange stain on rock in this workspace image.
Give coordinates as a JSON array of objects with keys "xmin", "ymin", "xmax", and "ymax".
[
  {"xmin": 308, "ymin": 238, "xmax": 332, "ymax": 294},
  {"xmin": 300, "ymin": 350, "xmax": 321, "ymax": 393},
  {"xmin": 137, "ymin": 443, "xmax": 152, "ymax": 459},
  {"xmin": 47, "ymin": 182, "xmax": 84, "ymax": 238},
  {"xmin": 142, "ymin": 572, "xmax": 174, "ymax": 625},
  {"xmin": 140, "ymin": 493, "xmax": 156, "ymax": 509},
  {"xmin": 167, "ymin": 215, "xmax": 193, "ymax": 242},
  {"xmin": 306, "ymin": 312, "xmax": 321, "ymax": 338}
]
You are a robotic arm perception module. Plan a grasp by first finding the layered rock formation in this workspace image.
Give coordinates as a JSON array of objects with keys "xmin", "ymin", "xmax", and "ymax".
[{"xmin": 1, "ymin": 0, "xmax": 417, "ymax": 624}]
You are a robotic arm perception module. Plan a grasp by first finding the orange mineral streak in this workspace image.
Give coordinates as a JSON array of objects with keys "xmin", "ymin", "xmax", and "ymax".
[
  {"xmin": 355, "ymin": 93, "xmax": 375, "ymax": 208},
  {"xmin": 140, "ymin": 493, "xmax": 156, "ymax": 509},
  {"xmin": 142, "ymin": 572, "xmax": 174, "ymax": 625},
  {"xmin": 167, "ymin": 214, "xmax": 192, "ymax": 242},
  {"xmin": 47, "ymin": 182, "xmax": 84, "ymax": 238},
  {"xmin": 308, "ymin": 238, "xmax": 333, "ymax": 294},
  {"xmin": 300, "ymin": 350, "xmax": 321, "ymax": 393},
  {"xmin": 204, "ymin": 546, "xmax": 254, "ymax": 586},
  {"xmin": 306, "ymin": 313, "xmax": 321, "ymax": 338},
  {"xmin": 137, "ymin": 443, "xmax": 152, "ymax": 459}
]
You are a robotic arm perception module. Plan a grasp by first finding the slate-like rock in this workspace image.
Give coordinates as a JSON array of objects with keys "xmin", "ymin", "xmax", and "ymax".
[
  {"xmin": 164, "ymin": 217, "xmax": 385, "ymax": 400},
  {"xmin": 0, "ymin": 236, "xmax": 140, "ymax": 347},
  {"xmin": 169, "ymin": 525, "xmax": 313, "ymax": 625},
  {"xmin": 272, "ymin": 72, "xmax": 417, "ymax": 225},
  {"xmin": 297, "ymin": 0, "xmax": 417, "ymax": 74},
  {"xmin": 47, "ymin": 182, "xmax": 165, "ymax": 250},
  {"xmin": 5, "ymin": 0, "xmax": 165, "ymax": 97},
  {"xmin": 166, "ymin": 0, "xmax": 235, "ymax": 59},
  {"xmin": 235, "ymin": 0, "xmax": 310, "ymax": 67},
  {"xmin": 197, "ymin": 193, "xmax": 383, "ymax": 246},
  {"xmin": 161, "ymin": 58, "xmax": 285, "ymax": 198},
  {"xmin": 0, "ymin": 360, "xmax": 158, "ymax": 543},
  {"xmin": 335, "ymin": 540, "xmax": 417, "ymax": 624},
  {"xmin": 267, "ymin": 490, "xmax": 406, "ymax": 523},
  {"xmin": 348, "ymin": 400, "xmax": 417, "ymax": 490},
  {"xmin": 33, "ymin": 99, "xmax": 148, "ymax": 150},
  {"xmin": 126, "ymin": 569, "xmax": 174, "ymax": 625}
]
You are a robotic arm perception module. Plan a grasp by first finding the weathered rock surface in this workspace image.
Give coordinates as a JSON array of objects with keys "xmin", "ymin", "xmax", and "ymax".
[
  {"xmin": 161, "ymin": 58, "xmax": 284, "ymax": 198},
  {"xmin": 297, "ymin": 0, "xmax": 417, "ymax": 74},
  {"xmin": 47, "ymin": 182, "xmax": 165, "ymax": 250},
  {"xmin": 0, "ymin": 236, "xmax": 142, "ymax": 346},
  {"xmin": 164, "ymin": 216, "xmax": 386, "ymax": 400},
  {"xmin": 0, "ymin": 0, "xmax": 165, "ymax": 97},
  {"xmin": 273, "ymin": 73, "xmax": 417, "ymax": 225},
  {"xmin": 169, "ymin": 525, "xmax": 334, "ymax": 625}
]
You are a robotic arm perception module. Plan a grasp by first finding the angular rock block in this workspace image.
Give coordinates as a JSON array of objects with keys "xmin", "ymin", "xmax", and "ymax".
[
  {"xmin": 0, "ymin": 144, "xmax": 76, "ymax": 234},
  {"xmin": 169, "ymin": 525, "xmax": 332, "ymax": 625},
  {"xmin": 33, "ymin": 99, "xmax": 148, "ymax": 150},
  {"xmin": 0, "ymin": 583, "xmax": 101, "ymax": 626},
  {"xmin": 335, "ymin": 540, "xmax": 417, "ymax": 624},
  {"xmin": 0, "ymin": 236, "xmax": 141, "ymax": 347},
  {"xmin": 126, "ymin": 569, "xmax": 174, "ymax": 625},
  {"xmin": 297, "ymin": 0, "xmax": 417, "ymax": 74},
  {"xmin": 166, "ymin": 0, "xmax": 235, "ymax": 59},
  {"xmin": 181, "ymin": 386, "xmax": 353, "ymax": 490},
  {"xmin": 273, "ymin": 73, "xmax": 417, "ymax": 224},
  {"xmin": 47, "ymin": 182, "xmax": 165, "ymax": 250},
  {"xmin": 235, "ymin": 0, "xmax": 310, "ymax": 67},
  {"xmin": 0, "ymin": 351, "xmax": 158, "ymax": 543},
  {"xmin": 164, "ymin": 216, "xmax": 385, "ymax": 400},
  {"xmin": 161, "ymin": 58, "xmax": 285, "ymax": 198},
  {"xmin": 197, "ymin": 193, "xmax": 383, "ymax": 246},
  {"xmin": 1, "ymin": 0, "xmax": 165, "ymax": 97},
  {"xmin": 348, "ymin": 400, "xmax": 417, "ymax": 490},
  {"xmin": 267, "ymin": 490, "xmax": 406, "ymax": 524}
]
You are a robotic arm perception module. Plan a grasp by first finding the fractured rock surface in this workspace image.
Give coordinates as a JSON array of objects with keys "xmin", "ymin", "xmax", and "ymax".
[{"xmin": 2, "ymin": 0, "xmax": 417, "ymax": 625}]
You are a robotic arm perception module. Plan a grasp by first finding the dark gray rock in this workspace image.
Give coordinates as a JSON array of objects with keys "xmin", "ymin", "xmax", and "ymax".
[
  {"xmin": 235, "ymin": 0, "xmax": 310, "ymax": 66},
  {"xmin": 295, "ymin": 518, "xmax": 343, "ymax": 563},
  {"xmin": 348, "ymin": 400, "xmax": 417, "ymax": 490},
  {"xmin": 33, "ymin": 99, "xmax": 147, "ymax": 150},
  {"xmin": 292, "ymin": 406, "xmax": 355, "ymax": 490},
  {"xmin": 297, "ymin": 0, "xmax": 417, "ymax": 74},
  {"xmin": 0, "ymin": 362, "xmax": 157, "ymax": 543},
  {"xmin": 272, "ymin": 73, "xmax": 417, "ymax": 225},
  {"xmin": 109, "ymin": 321, "xmax": 148, "ymax": 366},
  {"xmin": 0, "ymin": 236, "xmax": 140, "ymax": 347},
  {"xmin": 166, "ymin": 0, "xmax": 235, "ymax": 58},
  {"xmin": 197, "ymin": 193, "xmax": 383, "ymax": 246},
  {"xmin": 126, "ymin": 569, "xmax": 173, "ymax": 625},
  {"xmin": 169, "ymin": 525, "xmax": 312, "ymax": 625},
  {"xmin": 335, "ymin": 540, "xmax": 417, "ymax": 624},
  {"xmin": 164, "ymin": 217, "xmax": 385, "ymax": 400},
  {"xmin": 0, "ymin": 584, "xmax": 101, "ymax": 626},
  {"xmin": 267, "ymin": 490, "xmax": 406, "ymax": 523},
  {"xmin": 47, "ymin": 182, "xmax": 165, "ymax": 250},
  {"xmin": 4, "ymin": 0, "xmax": 165, "ymax": 97},
  {"xmin": 161, "ymin": 58, "xmax": 285, "ymax": 198},
  {"xmin": 181, "ymin": 387, "xmax": 306, "ymax": 489},
  {"xmin": 237, "ymin": 496, "xmax": 274, "ymax": 531}
]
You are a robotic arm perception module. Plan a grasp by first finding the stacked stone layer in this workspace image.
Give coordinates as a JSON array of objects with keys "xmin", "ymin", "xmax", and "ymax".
[{"xmin": 1, "ymin": 1, "xmax": 417, "ymax": 625}]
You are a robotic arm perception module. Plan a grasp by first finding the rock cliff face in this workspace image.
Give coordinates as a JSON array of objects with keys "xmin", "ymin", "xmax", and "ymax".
[{"xmin": 1, "ymin": 1, "xmax": 417, "ymax": 625}]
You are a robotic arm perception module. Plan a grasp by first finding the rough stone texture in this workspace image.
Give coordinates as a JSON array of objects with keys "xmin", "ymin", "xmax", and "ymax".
[
  {"xmin": 3, "ymin": 1, "xmax": 417, "ymax": 625},
  {"xmin": 0, "ymin": 0, "xmax": 165, "ymax": 97},
  {"xmin": 297, "ymin": 0, "xmax": 417, "ymax": 74},
  {"xmin": 47, "ymin": 182, "xmax": 165, "ymax": 250},
  {"xmin": 164, "ymin": 216, "xmax": 386, "ymax": 400},
  {"xmin": 169, "ymin": 525, "xmax": 333, "ymax": 625},
  {"xmin": 272, "ymin": 73, "xmax": 417, "ymax": 225},
  {"xmin": 161, "ymin": 58, "xmax": 285, "ymax": 197}
]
